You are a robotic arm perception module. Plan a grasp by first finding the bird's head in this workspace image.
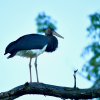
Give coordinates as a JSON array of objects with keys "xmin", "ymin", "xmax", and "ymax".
[{"xmin": 45, "ymin": 28, "xmax": 64, "ymax": 39}]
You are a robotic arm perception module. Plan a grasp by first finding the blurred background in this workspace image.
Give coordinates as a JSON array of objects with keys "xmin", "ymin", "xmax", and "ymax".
[{"xmin": 0, "ymin": 0, "xmax": 100, "ymax": 100}]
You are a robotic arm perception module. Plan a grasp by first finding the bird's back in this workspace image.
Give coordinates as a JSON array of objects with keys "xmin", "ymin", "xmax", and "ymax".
[{"xmin": 4, "ymin": 34, "xmax": 48, "ymax": 58}]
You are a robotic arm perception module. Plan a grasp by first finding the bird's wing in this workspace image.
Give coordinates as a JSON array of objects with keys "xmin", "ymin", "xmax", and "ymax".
[{"xmin": 5, "ymin": 34, "xmax": 48, "ymax": 54}]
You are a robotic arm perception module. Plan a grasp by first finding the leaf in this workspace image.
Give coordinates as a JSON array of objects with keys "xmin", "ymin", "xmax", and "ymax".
[{"xmin": 87, "ymin": 74, "xmax": 91, "ymax": 80}]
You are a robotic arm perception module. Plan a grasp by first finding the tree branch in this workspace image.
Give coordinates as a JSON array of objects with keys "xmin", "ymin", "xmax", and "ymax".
[
  {"xmin": 73, "ymin": 69, "xmax": 78, "ymax": 88},
  {"xmin": 0, "ymin": 82, "xmax": 100, "ymax": 100}
]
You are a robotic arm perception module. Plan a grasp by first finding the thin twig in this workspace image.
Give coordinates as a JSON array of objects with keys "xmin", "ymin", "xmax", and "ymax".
[
  {"xmin": 73, "ymin": 69, "xmax": 78, "ymax": 88},
  {"xmin": 73, "ymin": 69, "xmax": 78, "ymax": 100}
]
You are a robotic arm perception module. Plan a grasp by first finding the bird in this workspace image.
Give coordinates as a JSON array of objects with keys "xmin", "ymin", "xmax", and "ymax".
[{"xmin": 4, "ymin": 28, "xmax": 64, "ymax": 83}]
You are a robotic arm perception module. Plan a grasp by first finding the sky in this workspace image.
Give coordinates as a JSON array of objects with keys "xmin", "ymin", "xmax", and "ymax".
[{"xmin": 0, "ymin": 0, "xmax": 100, "ymax": 100}]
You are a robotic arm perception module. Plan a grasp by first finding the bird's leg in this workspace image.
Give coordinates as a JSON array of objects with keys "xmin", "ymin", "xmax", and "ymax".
[
  {"xmin": 34, "ymin": 56, "xmax": 39, "ymax": 83},
  {"xmin": 29, "ymin": 58, "xmax": 32, "ymax": 83}
]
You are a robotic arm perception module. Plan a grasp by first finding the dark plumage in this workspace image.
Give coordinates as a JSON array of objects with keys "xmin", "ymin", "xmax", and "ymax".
[
  {"xmin": 4, "ymin": 28, "xmax": 64, "ymax": 83},
  {"xmin": 45, "ymin": 36, "xmax": 58, "ymax": 52},
  {"xmin": 4, "ymin": 34, "xmax": 48, "ymax": 58}
]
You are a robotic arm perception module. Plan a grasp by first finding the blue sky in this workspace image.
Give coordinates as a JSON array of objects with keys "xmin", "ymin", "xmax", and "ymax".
[{"xmin": 0, "ymin": 0, "xmax": 100, "ymax": 100}]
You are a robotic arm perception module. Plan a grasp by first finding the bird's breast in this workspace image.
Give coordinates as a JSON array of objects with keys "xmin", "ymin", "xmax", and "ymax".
[
  {"xmin": 16, "ymin": 45, "xmax": 47, "ymax": 58},
  {"xmin": 45, "ymin": 36, "xmax": 58, "ymax": 52}
]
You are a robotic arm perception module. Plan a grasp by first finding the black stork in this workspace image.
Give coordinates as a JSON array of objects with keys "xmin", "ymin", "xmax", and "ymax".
[{"xmin": 4, "ymin": 28, "xmax": 64, "ymax": 83}]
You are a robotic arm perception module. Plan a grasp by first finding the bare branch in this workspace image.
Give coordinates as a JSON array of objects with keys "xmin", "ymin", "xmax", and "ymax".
[
  {"xmin": 73, "ymin": 69, "xmax": 79, "ymax": 100},
  {"xmin": 73, "ymin": 69, "xmax": 78, "ymax": 88},
  {"xmin": 0, "ymin": 82, "xmax": 100, "ymax": 100}
]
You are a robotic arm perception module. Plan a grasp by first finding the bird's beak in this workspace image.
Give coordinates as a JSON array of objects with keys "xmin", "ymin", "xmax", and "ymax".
[{"xmin": 53, "ymin": 31, "xmax": 64, "ymax": 39}]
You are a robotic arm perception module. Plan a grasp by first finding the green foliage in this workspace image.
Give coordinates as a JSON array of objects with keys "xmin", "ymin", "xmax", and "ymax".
[
  {"xmin": 35, "ymin": 12, "xmax": 57, "ymax": 33},
  {"xmin": 87, "ymin": 13, "xmax": 100, "ymax": 38},
  {"xmin": 82, "ymin": 12, "xmax": 100, "ymax": 88}
]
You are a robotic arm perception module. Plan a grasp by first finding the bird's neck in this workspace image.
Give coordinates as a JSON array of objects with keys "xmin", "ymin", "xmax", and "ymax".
[{"xmin": 45, "ymin": 36, "xmax": 58, "ymax": 52}]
